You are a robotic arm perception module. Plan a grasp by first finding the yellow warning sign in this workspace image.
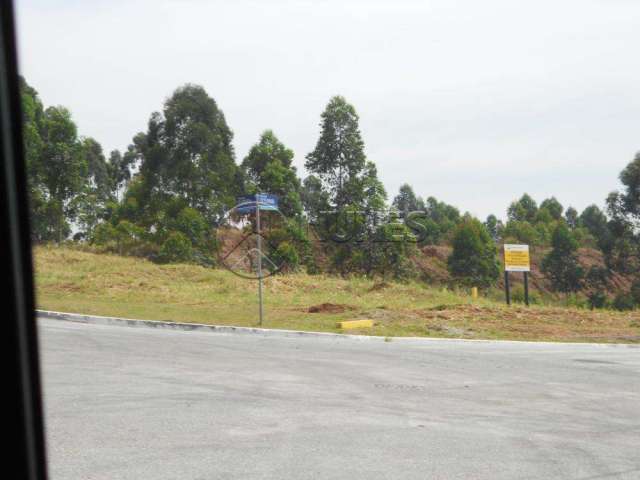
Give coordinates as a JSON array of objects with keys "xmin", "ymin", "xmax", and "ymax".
[{"xmin": 504, "ymin": 244, "xmax": 530, "ymax": 272}]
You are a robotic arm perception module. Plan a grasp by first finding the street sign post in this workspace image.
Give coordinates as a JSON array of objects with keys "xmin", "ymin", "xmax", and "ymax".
[
  {"xmin": 503, "ymin": 244, "xmax": 531, "ymax": 306},
  {"xmin": 218, "ymin": 194, "xmax": 281, "ymax": 326},
  {"xmin": 241, "ymin": 194, "xmax": 279, "ymax": 326}
]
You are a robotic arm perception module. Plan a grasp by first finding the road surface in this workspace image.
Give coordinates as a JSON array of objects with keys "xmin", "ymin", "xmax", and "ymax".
[{"xmin": 39, "ymin": 319, "xmax": 640, "ymax": 480}]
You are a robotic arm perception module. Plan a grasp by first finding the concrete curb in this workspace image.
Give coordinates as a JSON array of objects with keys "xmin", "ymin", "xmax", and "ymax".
[
  {"xmin": 36, "ymin": 309, "xmax": 639, "ymax": 348},
  {"xmin": 36, "ymin": 310, "xmax": 382, "ymax": 342}
]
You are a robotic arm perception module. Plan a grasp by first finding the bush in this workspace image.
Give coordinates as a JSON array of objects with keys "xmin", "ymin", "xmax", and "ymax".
[
  {"xmin": 158, "ymin": 231, "xmax": 193, "ymax": 263},
  {"xmin": 510, "ymin": 285, "xmax": 539, "ymax": 305},
  {"xmin": 447, "ymin": 218, "xmax": 499, "ymax": 288},
  {"xmin": 566, "ymin": 294, "xmax": 588, "ymax": 309},
  {"xmin": 369, "ymin": 221, "xmax": 417, "ymax": 281},
  {"xmin": 92, "ymin": 222, "xmax": 117, "ymax": 246},
  {"xmin": 271, "ymin": 241, "xmax": 300, "ymax": 273},
  {"xmin": 612, "ymin": 293, "xmax": 635, "ymax": 311},
  {"xmin": 92, "ymin": 220, "xmax": 147, "ymax": 256},
  {"xmin": 630, "ymin": 278, "xmax": 640, "ymax": 306},
  {"xmin": 261, "ymin": 220, "xmax": 313, "ymax": 273},
  {"xmin": 587, "ymin": 291, "xmax": 608, "ymax": 310},
  {"xmin": 174, "ymin": 207, "xmax": 208, "ymax": 247}
]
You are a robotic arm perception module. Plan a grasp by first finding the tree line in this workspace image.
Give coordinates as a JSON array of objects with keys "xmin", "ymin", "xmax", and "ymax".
[{"xmin": 21, "ymin": 77, "xmax": 640, "ymax": 308}]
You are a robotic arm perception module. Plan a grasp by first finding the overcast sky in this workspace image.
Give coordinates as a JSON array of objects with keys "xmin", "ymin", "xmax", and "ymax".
[{"xmin": 15, "ymin": 0, "xmax": 640, "ymax": 219}]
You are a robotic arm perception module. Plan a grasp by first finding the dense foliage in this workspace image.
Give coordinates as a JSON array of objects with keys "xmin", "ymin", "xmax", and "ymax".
[
  {"xmin": 541, "ymin": 224, "xmax": 584, "ymax": 300},
  {"xmin": 20, "ymin": 76, "xmax": 640, "ymax": 307},
  {"xmin": 447, "ymin": 218, "xmax": 499, "ymax": 288}
]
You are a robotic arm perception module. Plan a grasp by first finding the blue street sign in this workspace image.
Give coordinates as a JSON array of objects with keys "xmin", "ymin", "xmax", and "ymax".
[{"xmin": 235, "ymin": 193, "xmax": 279, "ymax": 214}]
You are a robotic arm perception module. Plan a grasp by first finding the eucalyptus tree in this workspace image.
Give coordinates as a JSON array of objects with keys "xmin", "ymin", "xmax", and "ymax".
[
  {"xmin": 242, "ymin": 130, "xmax": 303, "ymax": 218},
  {"xmin": 447, "ymin": 218, "xmax": 499, "ymax": 288},
  {"xmin": 119, "ymin": 84, "xmax": 242, "ymax": 249},
  {"xmin": 305, "ymin": 96, "xmax": 394, "ymax": 275},
  {"xmin": 392, "ymin": 184, "xmax": 424, "ymax": 216},
  {"xmin": 542, "ymin": 223, "xmax": 584, "ymax": 301},
  {"xmin": 305, "ymin": 95, "xmax": 368, "ymax": 208},
  {"xmin": 39, "ymin": 106, "xmax": 87, "ymax": 242}
]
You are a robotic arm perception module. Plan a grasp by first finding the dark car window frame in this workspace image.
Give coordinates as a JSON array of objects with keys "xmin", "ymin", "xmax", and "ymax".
[{"xmin": 1, "ymin": 1, "xmax": 49, "ymax": 478}]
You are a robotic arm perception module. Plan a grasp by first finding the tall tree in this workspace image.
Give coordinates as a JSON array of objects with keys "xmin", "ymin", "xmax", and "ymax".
[
  {"xmin": 358, "ymin": 161, "xmax": 391, "ymax": 274},
  {"xmin": 602, "ymin": 191, "xmax": 638, "ymax": 273},
  {"xmin": 361, "ymin": 161, "xmax": 387, "ymax": 216},
  {"xmin": 579, "ymin": 205, "xmax": 611, "ymax": 252},
  {"xmin": 242, "ymin": 130, "xmax": 302, "ymax": 217},
  {"xmin": 585, "ymin": 266, "xmax": 610, "ymax": 309},
  {"xmin": 19, "ymin": 76, "xmax": 48, "ymax": 240},
  {"xmin": 484, "ymin": 214, "xmax": 502, "ymax": 241},
  {"xmin": 423, "ymin": 196, "xmax": 460, "ymax": 242},
  {"xmin": 507, "ymin": 193, "xmax": 538, "ymax": 223},
  {"xmin": 242, "ymin": 130, "xmax": 292, "ymax": 182},
  {"xmin": 564, "ymin": 206, "xmax": 578, "ymax": 229},
  {"xmin": 82, "ymin": 138, "xmax": 110, "ymax": 197},
  {"xmin": 619, "ymin": 151, "xmax": 640, "ymax": 219},
  {"xmin": 305, "ymin": 96, "xmax": 367, "ymax": 208},
  {"xmin": 20, "ymin": 77, "xmax": 44, "ymax": 186},
  {"xmin": 447, "ymin": 218, "xmax": 499, "ymax": 288},
  {"xmin": 305, "ymin": 96, "xmax": 392, "ymax": 275},
  {"xmin": 104, "ymin": 84, "xmax": 242, "ymax": 262},
  {"xmin": 240, "ymin": 131, "xmax": 311, "ymax": 272},
  {"xmin": 121, "ymin": 84, "xmax": 241, "ymax": 230},
  {"xmin": 392, "ymin": 183, "xmax": 424, "ymax": 216},
  {"xmin": 301, "ymin": 175, "xmax": 330, "ymax": 224},
  {"xmin": 40, "ymin": 106, "xmax": 87, "ymax": 242},
  {"xmin": 541, "ymin": 224, "xmax": 584, "ymax": 300},
  {"xmin": 107, "ymin": 149, "xmax": 134, "ymax": 200},
  {"xmin": 539, "ymin": 197, "xmax": 563, "ymax": 220},
  {"xmin": 75, "ymin": 137, "xmax": 111, "ymax": 239}
]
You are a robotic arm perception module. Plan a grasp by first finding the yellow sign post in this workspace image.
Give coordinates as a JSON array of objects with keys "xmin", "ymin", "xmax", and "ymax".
[{"xmin": 503, "ymin": 244, "xmax": 530, "ymax": 306}]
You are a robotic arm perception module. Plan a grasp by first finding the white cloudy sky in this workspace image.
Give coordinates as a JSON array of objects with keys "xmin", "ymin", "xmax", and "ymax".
[{"xmin": 15, "ymin": 0, "xmax": 640, "ymax": 219}]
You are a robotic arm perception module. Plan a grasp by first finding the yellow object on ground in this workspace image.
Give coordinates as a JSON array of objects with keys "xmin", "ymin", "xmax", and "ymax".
[
  {"xmin": 336, "ymin": 319, "xmax": 374, "ymax": 329},
  {"xmin": 471, "ymin": 287, "xmax": 478, "ymax": 299}
]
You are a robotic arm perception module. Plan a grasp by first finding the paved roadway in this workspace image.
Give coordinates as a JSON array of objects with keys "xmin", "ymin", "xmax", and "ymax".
[{"xmin": 39, "ymin": 319, "xmax": 640, "ymax": 480}]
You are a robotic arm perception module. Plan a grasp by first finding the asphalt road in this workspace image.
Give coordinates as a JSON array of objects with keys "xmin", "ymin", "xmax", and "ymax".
[{"xmin": 39, "ymin": 319, "xmax": 640, "ymax": 480}]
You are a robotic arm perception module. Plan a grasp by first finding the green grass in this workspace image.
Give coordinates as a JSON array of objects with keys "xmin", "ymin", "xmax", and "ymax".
[{"xmin": 34, "ymin": 246, "xmax": 640, "ymax": 343}]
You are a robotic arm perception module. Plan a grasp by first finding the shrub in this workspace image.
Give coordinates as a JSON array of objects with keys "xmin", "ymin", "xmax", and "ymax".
[
  {"xmin": 158, "ymin": 231, "xmax": 193, "ymax": 263},
  {"xmin": 612, "ymin": 293, "xmax": 635, "ymax": 311},
  {"xmin": 630, "ymin": 278, "xmax": 640, "ymax": 306},
  {"xmin": 92, "ymin": 222, "xmax": 117, "ymax": 247},
  {"xmin": 271, "ymin": 241, "xmax": 300, "ymax": 274},
  {"xmin": 174, "ymin": 207, "xmax": 208, "ymax": 247},
  {"xmin": 92, "ymin": 220, "xmax": 146, "ymax": 256},
  {"xmin": 566, "ymin": 294, "xmax": 588, "ymax": 309},
  {"xmin": 510, "ymin": 285, "xmax": 539, "ymax": 305},
  {"xmin": 587, "ymin": 291, "xmax": 608, "ymax": 310},
  {"xmin": 369, "ymin": 221, "xmax": 417, "ymax": 281},
  {"xmin": 447, "ymin": 218, "xmax": 499, "ymax": 288}
]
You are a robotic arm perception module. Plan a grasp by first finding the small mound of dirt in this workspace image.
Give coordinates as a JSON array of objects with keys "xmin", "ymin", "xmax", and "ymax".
[{"xmin": 308, "ymin": 303, "xmax": 354, "ymax": 314}]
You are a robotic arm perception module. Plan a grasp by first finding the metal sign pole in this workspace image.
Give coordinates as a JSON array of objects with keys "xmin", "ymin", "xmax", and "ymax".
[
  {"xmin": 504, "ymin": 270, "xmax": 511, "ymax": 306},
  {"xmin": 524, "ymin": 271, "xmax": 529, "ymax": 306},
  {"xmin": 256, "ymin": 200, "xmax": 263, "ymax": 326}
]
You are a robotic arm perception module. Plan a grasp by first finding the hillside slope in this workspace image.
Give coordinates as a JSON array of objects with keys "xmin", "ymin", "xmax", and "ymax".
[
  {"xmin": 34, "ymin": 246, "xmax": 640, "ymax": 343},
  {"xmin": 411, "ymin": 244, "xmax": 632, "ymax": 299}
]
